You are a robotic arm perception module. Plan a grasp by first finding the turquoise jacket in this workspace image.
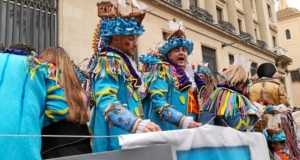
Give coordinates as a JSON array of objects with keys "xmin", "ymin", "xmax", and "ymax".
[
  {"xmin": 142, "ymin": 60, "xmax": 205, "ymax": 131},
  {"xmin": 90, "ymin": 49, "xmax": 142, "ymax": 152},
  {"xmin": 0, "ymin": 52, "xmax": 68, "ymax": 160}
]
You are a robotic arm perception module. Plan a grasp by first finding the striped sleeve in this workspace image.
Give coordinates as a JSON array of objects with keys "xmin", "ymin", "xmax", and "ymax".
[{"xmin": 43, "ymin": 76, "xmax": 68, "ymax": 127}]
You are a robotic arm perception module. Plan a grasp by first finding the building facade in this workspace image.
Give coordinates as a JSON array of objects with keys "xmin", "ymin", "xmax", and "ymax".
[
  {"xmin": 277, "ymin": 0, "xmax": 300, "ymax": 107},
  {"xmin": 0, "ymin": 0, "xmax": 294, "ymax": 106}
]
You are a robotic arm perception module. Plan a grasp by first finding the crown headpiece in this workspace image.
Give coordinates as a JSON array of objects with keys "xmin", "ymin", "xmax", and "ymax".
[
  {"xmin": 159, "ymin": 19, "xmax": 193, "ymax": 58},
  {"xmin": 96, "ymin": 1, "xmax": 146, "ymax": 46}
]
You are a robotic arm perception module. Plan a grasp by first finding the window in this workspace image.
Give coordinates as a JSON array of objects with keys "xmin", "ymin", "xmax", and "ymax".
[
  {"xmin": 251, "ymin": 62, "xmax": 258, "ymax": 76},
  {"xmin": 202, "ymin": 46, "xmax": 217, "ymax": 78},
  {"xmin": 286, "ymin": 29, "xmax": 291, "ymax": 39},
  {"xmin": 254, "ymin": 28, "xmax": 258, "ymax": 40},
  {"xmin": 272, "ymin": 36, "xmax": 277, "ymax": 47},
  {"xmin": 162, "ymin": 31, "xmax": 170, "ymax": 41},
  {"xmin": 229, "ymin": 54, "xmax": 234, "ymax": 65},
  {"xmin": 267, "ymin": 4, "xmax": 272, "ymax": 19},
  {"xmin": 216, "ymin": 7, "xmax": 222, "ymax": 21},
  {"xmin": 238, "ymin": 19, "xmax": 242, "ymax": 32},
  {"xmin": 0, "ymin": 0, "xmax": 58, "ymax": 53},
  {"xmin": 189, "ymin": 0, "xmax": 198, "ymax": 7},
  {"xmin": 291, "ymin": 70, "xmax": 300, "ymax": 82}
]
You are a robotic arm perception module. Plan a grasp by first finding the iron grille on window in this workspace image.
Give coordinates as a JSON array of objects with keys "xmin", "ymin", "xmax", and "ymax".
[
  {"xmin": 0, "ymin": 0, "xmax": 58, "ymax": 53},
  {"xmin": 291, "ymin": 70, "xmax": 300, "ymax": 82},
  {"xmin": 251, "ymin": 62, "xmax": 257, "ymax": 76},
  {"xmin": 202, "ymin": 46, "xmax": 217, "ymax": 78}
]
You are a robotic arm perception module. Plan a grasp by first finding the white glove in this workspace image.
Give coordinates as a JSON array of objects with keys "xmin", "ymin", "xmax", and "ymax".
[
  {"xmin": 135, "ymin": 119, "xmax": 151, "ymax": 133},
  {"xmin": 182, "ymin": 116, "xmax": 194, "ymax": 129}
]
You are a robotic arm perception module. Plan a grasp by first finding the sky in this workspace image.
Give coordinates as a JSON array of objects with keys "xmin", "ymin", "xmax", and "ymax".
[{"xmin": 275, "ymin": 0, "xmax": 300, "ymax": 11}]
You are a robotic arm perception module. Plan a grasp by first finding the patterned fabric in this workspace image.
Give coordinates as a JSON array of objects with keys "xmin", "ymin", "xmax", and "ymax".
[
  {"xmin": 89, "ymin": 51, "xmax": 142, "ymax": 152},
  {"xmin": 0, "ymin": 53, "xmax": 68, "ymax": 160},
  {"xmin": 142, "ymin": 61, "xmax": 205, "ymax": 131},
  {"xmin": 199, "ymin": 84, "xmax": 259, "ymax": 131}
]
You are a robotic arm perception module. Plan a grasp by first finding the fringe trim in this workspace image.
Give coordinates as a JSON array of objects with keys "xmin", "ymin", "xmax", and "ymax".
[
  {"xmin": 91, "ymin": 52, "xmax": 141, "ymax": 90},
  {"xmin": 26, "ymin": 56, "xmax": 61, "ymax": 84},
  {"xmin": 204, "ymin": 87, "xmax": 252, "ymax": 117}
]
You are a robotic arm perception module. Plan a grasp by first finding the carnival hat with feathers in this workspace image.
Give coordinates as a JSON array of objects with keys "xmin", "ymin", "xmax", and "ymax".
[
  {"xmin": 196, "ymin": 62, "xmax": 213, "ymax": 77},
  {"xmin": 263, "ymin": 127, "xmax": 286, "ymax": 142},
  {"xmin": 139, "ymin": 41, "xmax": 163, "ymax": 68},
  {"xmin": 96, "ymin": 1, "xmax": 146, "ymax": 46},
  {"xmin": 159, "ymin": 19, "xmax": 194, "ymax": 58}
]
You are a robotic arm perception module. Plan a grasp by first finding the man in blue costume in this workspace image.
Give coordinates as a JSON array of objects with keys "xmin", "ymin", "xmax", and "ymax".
[
  {"xmin": 89, "ymin": 3, "xmax": 160, "ymax": 153},
  {"xmin": 141, "ymin": 20, "xmax": 205, "ymax": 131},
  {"xmin": 0, "ymin": 43, "xmax": 68, "ymax": 160}
]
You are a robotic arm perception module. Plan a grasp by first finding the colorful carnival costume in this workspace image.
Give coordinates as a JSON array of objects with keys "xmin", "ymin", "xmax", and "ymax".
[
  {"xmin": 263, "ymin": 128, "xmax": 288, "ymax": 160},
  {"xmin": 0, "ymin": 49, "xmax": 68, "ymax": 160},
  {"xmin": 88, "ymin": 2, "xmax": 154, "ymax": 152},
  {"xmin": 141, "ymin": 21, "xmax": 206, "ymax": 131},
  {"xmin": 199, "ymin": 55, "xmax": 260, "ymax": 131}
]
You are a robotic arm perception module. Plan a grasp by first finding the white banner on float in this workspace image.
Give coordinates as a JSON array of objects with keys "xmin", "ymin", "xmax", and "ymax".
[{"xmin": 119, "ymin": 125, "xmax": 269, "ymax": 160}]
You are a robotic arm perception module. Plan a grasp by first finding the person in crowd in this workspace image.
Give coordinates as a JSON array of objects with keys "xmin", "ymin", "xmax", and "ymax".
[
  {"xmin": 142, "ymin": 20, "xmax": 205, "ymax": 131},
  {"xmin": 196, "ymin": 63, "xmax": 217, "ymax": 104},
  {"xmin": 0, "ymin": 42, "xmax": 4, "ymax": 51},
  {"xmin": 249, "ymin": 63, "xmax": 292, "ymax": 132},
  {"xmin": 0, "ymin": 43, "xmax": 68, "ymax": 160},
  {"xmin": 40, "ymin": 47, "xmax": 92, "ymax": 159},
  {"xmin": 263, "ymin": 127, "xmax": 288, "ymax": 160},
  {"xmin": 199, "ymin": 56, "xmax": 260, "ymax": 131},
  {"xmin": 87, "ymin": 11, "xmax": 161, "ymax": 152}
]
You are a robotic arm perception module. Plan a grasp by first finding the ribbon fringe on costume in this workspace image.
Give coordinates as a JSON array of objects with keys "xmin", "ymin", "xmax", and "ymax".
[
  {"xmin": 26, "ymin": 56, "xmax": 61, "ymax": 84},
  {"xmin": 204, "ymin": 87, "xmax": 252, "ymax": 117},
  {"xmin": 91, "ymin": 52, "xmax": 140, "ymax": 90}
]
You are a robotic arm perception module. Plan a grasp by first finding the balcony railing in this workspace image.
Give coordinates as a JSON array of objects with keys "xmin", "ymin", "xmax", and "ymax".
[
  {"xmin": 239, "ymin": 31, "xmax": 254, "ymax": 43},
  {"xmin": 256, "ymin": 40, "xmax": 268, "ymax": 50},
  {"xmin": 163, "ymin": 0, "xmax": 182, "ymax": 8},
  {"xmin": 272, "ymin": 46, "xmax": 288, "ymax": 56},
  {"xmin": 218, "ymin": 20, "xmax": 236, "ymax": 35},
  {"xmin": 189, "ymin": 5, "xmax": 213, "ymax": 24}
]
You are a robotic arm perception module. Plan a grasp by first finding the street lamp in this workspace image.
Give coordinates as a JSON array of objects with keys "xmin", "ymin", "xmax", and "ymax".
[{"xmin": 221, "ymin": 37, "xmax": 253, "ymax": 48}]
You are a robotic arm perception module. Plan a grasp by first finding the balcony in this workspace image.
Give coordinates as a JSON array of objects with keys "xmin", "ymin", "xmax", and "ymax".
[
  {"xmin": 163, "ymin": 0, "xmax": 182, "ymax": 8},
  {"xmin": 239, "ymin": 31, "xmax": 254, "ymax": 43},
  {"xmin": 273, "ymin": 46, "xmax": 292, "ymax": 66},
  {"xmin": 272, "ymin": 46, "xmax": 288, "ymax": 57},
  {"xmin": 256, "ymin": 40, "xmax": 268, "ymax": 50},
  {"xmin": 218, "ymin": 20, "xmax": 236, "ymax": 35},
  {"xmin": 189, "ymin": 5, "xmax": 213, "ymax": 24}
]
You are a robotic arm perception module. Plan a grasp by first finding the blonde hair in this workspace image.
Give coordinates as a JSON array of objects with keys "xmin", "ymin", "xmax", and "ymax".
[
  {"xmin": 198, "ymin": 73, "xmax": 217, "ymax": 98},
  {"xmin": 40, "ymin": 47, "xmax": 89, "ymax": 124},
  {"xmin": 224, "ymin": 64, "xmax": 249, "ymax": 86}
]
